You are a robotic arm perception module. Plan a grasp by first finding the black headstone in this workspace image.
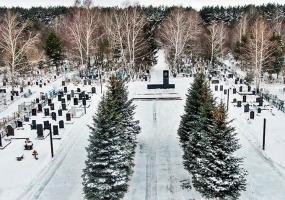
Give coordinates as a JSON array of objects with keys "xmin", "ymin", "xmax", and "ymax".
[
  {"xmin": 88, "ymin": 80, "xmax": 91, "ymax": 85},
  {"xmin": 258, "ymin": 108, "xmax": 262, "ymax": 113},
  {"xmin": 59, "ymin": 120, "xmax": 64, "ymax": 128},
  {"xmin": 239, "ymin": 86, "xmax": 243, "ymax": 92},
  {"xmin": 77, "ymin": 88, "xmax": 81, "ymax": 93},
  {"xmin": 84, "ymin": 80, "xmax": 87, "ymax": 85},
  {"xmin": 24, "ymin": 116, "xmax": 29, "ymax": 122},
  {"xmin": 244, "ymin": 104, "xmax": 250, "ymax": 112},
  {"xmin": 58, "ymin": 109, "xmax": 63, "ymax": 116},
  {"xmin": 67, "ymin": 94, "xmax": 71, "ymax": 101},
  {"xmin": 11, "ymin": 96, "xmax": 14, "ymax": 101},
  {"xmin": 44, "ymin": 108, "xmax": 50, "ymax": 116},
  {"xmin": 74, "ymin": 98, "xmax": 78, "ymax": 106},
  {"xmin": 237, "ymin": 101, "xmax": 242, "ymax": 107},
  {"xmin": 58, "ymin": 95, "xmax": 62, "ymax": 101},
  {"xmin": 224, "ymin": 89, "xmax": 227, "ymax": 95},
  {"xmin": 37, "ymin": 124, "xmax": 44, "ymax": 137},
  {"xmin": 163, "ymin": 70, "xmax": 169, "ymax": 85},
  {"xmin": 53, "ymin": 125, "xmax": 59, "ymax": 135},
  {"xmin": 61, "ymin": 98, "xmax": 66, "ymax": 104},
  {"xmin": 62, "ymin": 81, "xmax": 65, "ymax": 86},
  {"xmin": 250, "ymin": 111, "xmax": 254, "ymax": 119},
  {"xmin": 38, "ymin": 104, "xmax": 42, "ymax": 112},
  {"xmin": 233, "ymin": 98, "xmax": 237, "ymax": 103},
  {"xmin": 32, "ymin": 108, "xmax": 37, "ymax": 116},
  {"xmin": 62, "ymin": 103, "xmax": 67, "ymax": 111},
  {"xmin": 91, "ymin": 87, "xmax": 96, "ymax": 94},
  {"xmin": 66, "ymin": 113, "xmax": 71, "ymax": 121},
  {"xmin": 64, "ymin": 86, "xmax": 67, "ymax": 93},
  {"xmin": 220, "ymin": 85, "xmax": 223, "ymax": 91},
  {"xmin": 82, "ymin": 98, "xmax": 86, "ymax": 106},
  {"xmin": 248, "ymin": 85, "xmax": 251, "ymax": 92},
  {"xmin": 44, "ymin": 120, "xmax": 50, "ymax": 130},
  {"xmin": 78, "ymin": 93, "xmax": 82, "ymax": 100},
  {"xmin": 215, "ymin": 85, "xmax": 218, "ymax": 91},
  {"xmin": 48, "ymin": 98, "xmax": 52, "ymax": 105},
  {"xmin": 6, "ymin": 125, "xmax": 14, "ymax": 136},
  {"xmin": 31, "ymin": 120, "xmax": 37, "ymax": 130},
  {"xmin": 50, "ymin": 103, "xmax": 54, "ymax": 110},
  {"xmin": 51, "ymin": 112, "xmax": 57, "ymax": 121},
  {"xmin": 243, "ymin": 95, "xmax": 247, "ymax": 103},
  {"xmin": 233, "ymin": 88, "xmax": 236, "ymax": 94}
]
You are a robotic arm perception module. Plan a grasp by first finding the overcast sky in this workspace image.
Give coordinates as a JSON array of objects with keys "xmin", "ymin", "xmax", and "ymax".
[{"xmin": 0, "ymin": 0, "xmax": 285, "ymax": 10}]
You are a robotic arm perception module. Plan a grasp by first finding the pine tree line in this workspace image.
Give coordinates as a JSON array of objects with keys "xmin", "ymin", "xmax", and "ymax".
[
  {"xmin": 82, "ymin": 76, "xmax": 140, "ymax": 200},
  {"xmin": 178, "ymin": 73, "xmax": 247, "ymax": 199}
]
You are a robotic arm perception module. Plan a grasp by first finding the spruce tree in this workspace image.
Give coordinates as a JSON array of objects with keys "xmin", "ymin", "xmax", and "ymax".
[
  {"xmin": 82, "ymin": 76, "xmax": 140, "ymax": 200},
  {"xmin": 182, "ymin": 78, "xmax": 216, "ymax": 174},
  {"xmin": 178, "ymin": 73, "xmax": 209, "ymax": 151},
  {"xmin": 193, "ymin": 103, "xmax": 247, "ymax": 199},
  {"xmin": 44, "ymin": 31, "xmax": 64, "ymax": 72}
]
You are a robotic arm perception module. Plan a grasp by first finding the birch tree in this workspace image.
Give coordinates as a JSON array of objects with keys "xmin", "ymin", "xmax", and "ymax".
[
  {"xmin": 62, "ymin": 0, "xmax": 101, "ymax": 69},
  {"xmin": 207, "ymin": 21, "xmax": 225, "ymax": 66},
  {"xmin": 159, "ymin": 8, "xmax": 202, "ymax": 73},
  {"xmin": 104, "ymin": 7, "xmax": 149, "ymax": 76},
  {"xmin": 0, "ymin": 11, "xmax": 39, "ymax": 88},
  {"xmin": 242, "ymin": 17, "xmax": 275, "ymax": 89}
]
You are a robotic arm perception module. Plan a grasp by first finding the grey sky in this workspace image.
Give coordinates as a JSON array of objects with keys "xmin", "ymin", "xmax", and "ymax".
[{"xmin": 0, "ymin": 0, "xmax": 285, "ymax": 10}]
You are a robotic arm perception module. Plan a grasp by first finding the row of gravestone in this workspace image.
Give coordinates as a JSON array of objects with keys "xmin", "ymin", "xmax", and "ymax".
[
  {"xmin": 214, "ymin": 85, "xmax": 255, "ymax": 95},
  {"xmin": 233, "ymin": 95, "xmax": 264, "ymax": 119}
]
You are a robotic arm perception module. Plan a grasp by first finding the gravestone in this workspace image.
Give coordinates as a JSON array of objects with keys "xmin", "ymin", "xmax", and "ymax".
[
  {"xmin": 64, "ymin": 86, "xmax": 67, "ymax": 93},
  {"xmin": 24, "ymin": 116, "xmax": 29, "ymax": 122},
  {"xmin": 59, "ymin": 120, "xmax": 64, "ymax": 129},
  {"xmin": 71, "ymin": 90, "xmax": 74, "ymax": 98},
  {"xmin": 248, "ymin": 85, "xmax": 251, "ymax": 92},
  {"xmin": 215, "ymin": 85, "xmax": 218, "ymax": 91},
  {"xmin": 36, "ymin": 124, "xmax": 44, "ymax": 138},
  {"xmin": 258, "ymin": 108, "xmax": 262, "ymax": 113},
  {"xmin": 58, "ymin": 95, "xmax": 62, "ymax": 102},
  {"xmin": 51, "ymin": 112, "xmax": 57, "ymax": 121},
  {"xmin": 50, "ymin": 103, "xmax": 54, "ymax": 110},
  {"xmin": 62, "ymin": 103, "xmax": 67, "ymax": 111},
  {"xmin": 66, "ymin": 113, "xmax": 71, "ymax": 121},
  {"xmin": 252, "ymin": 90, "xmax": 256, "ymax": 95},
  {"xmin": 220, "ymin": 85, "xmax": 223, "ymax": 91},
  {"xmin": 233, "ymin": 88, "xmax": 236, "ymax": 94},
  {"xmin": 224, "ymin": 89, "xmax": 227, "ymax": 95},
  {"xmin": 256, "ymin": 97, "xmax": 261, "ymax": 103},
  {"xmin": 11, "ymin": 96, "xmax": 14, "ymax": 101},
  {"xmin": 38, "ymin": 104, "xmax": 42, "ymax": 112},
  {"xmin": 235, "ymin": 79, "xmax": 238, "ymax": 84},
  {"xmin": 36, "ymin": 98, "xmax": 39, "ymax": 103},
  {"xmin": 17, "ymin": 121, "xmax": 23, "ymax": 128},
  {"xmin": 243, "ymin": 95, "xmax": 247, "ymax": 103},
  {"xmin": 6, "ymin": 125, "xmax": 14, "ymax": 136},
  {"xmin": 250, "ymin": 111, "xmax": 255, "ymax": 119},
  {"xmin": 240, "ymin": 79, "xmax": 243, "ymax": 84},
  {"xmin": 163, "ymin": 70, "xmax": 169, "ymax": 85},
  {"xmin": 58, "ymin": 109, "xmax": 62, "ymax": 116},
  {"xmin": 78, "ymin": 93, "xmax": 82, "ymax": 100},
  {"xmin": 20, "ymin": 87, "xmax": 23, "ymax": 93},
  {"xmin": 41, "ymin": 95, "xmax": 46, "ymax": 101},
  {"xmin": 53, "ymin": 125, "xmax": 59, "ymax": 135},
  {"xmin": 39, "ymin": 84, "xmax": 42, "ymax": 88},
  {"xmin": 85, "ymin": 94, "xmax": 89, "ymax": 100},
  {"xmin": 44, "ymin": 121, "xmax": 50, "ymax": 130},
  {"xmin": 88, "ymin": 80, "xmax": 91, "ymax": 85},
  {"xmin": 31, "ymin": 120, "xmax": 37, "ymax": 130},
  {"xmin": 48, "ymin": 98, "xmax": 52, "ymax": 105},
  {"xmin": 74, "ymin": 98, "xmax": 78, "ymax": 106},
  {"xmin": 44, "ymin": 108, "xmax": 50, "ymax": 116},
  {"xmin": 259, "ymin": 99, "xmax": 263, "ymax": 106},
  {"xmin": 239, "ymin": 86, "xmax": 243, "ymax": 92},
  {"xmin": 62, "ymin": 81, "xmax": 65, "ymax": 86},
  {"xmin": 84, "ymin": 80, "xmax": 87, "ymax": 85},
  {"xmin": 244, "ymin": 104, "xmax": 250, "ymax": 112},
  {"xmin": 67, "ymin": 94, "xmax": 71, "ymax": 101},
  {"xmin": 233, "ymin": 98, "xmax": 237, "ymax": 103},
  {"xmin": 77, "ymin": 88, "xmax": 81, "ymax": 93},
  {"xmin": 237, "ymin": 101, "xmax": 242, "ymax": 107},
  {"xmin": 61, "ymin": 98, "xmax": 66, "ymax": 104},
  {"xmin": 82, "ymin": 98, "xmax": 86, "ymax": 106},
  {"xmin": 91, "ymin": 87, "xmax": 96, "ymax": 94},
  {"xmin": 32, "ymin": 108, "xmax": 37, "ymax": 116},
  {"xmin": 36, "ymin": 82, "xmax": 38, "ymax": 86}
]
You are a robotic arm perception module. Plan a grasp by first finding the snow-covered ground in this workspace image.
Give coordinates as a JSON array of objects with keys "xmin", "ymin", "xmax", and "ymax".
[{"xmin": 1, "ymin": 50, "xmax": 285, "ymax": 200}]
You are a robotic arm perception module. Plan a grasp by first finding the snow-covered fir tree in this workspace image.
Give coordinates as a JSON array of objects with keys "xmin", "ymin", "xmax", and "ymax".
[
  {"xmin": 82, "ymin": 76, "xmax": 140, "ymax": 200},
  {"xmin": 192, "ymin": 103, "xmax": 247, "ymax": 199},
  {"xmin": 177, "ymin": 73, "xmax": 209, "ymax": 151},
  {"xmin": 182, "ymin": 76, "xmax": 216, "ymax": 174}
]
